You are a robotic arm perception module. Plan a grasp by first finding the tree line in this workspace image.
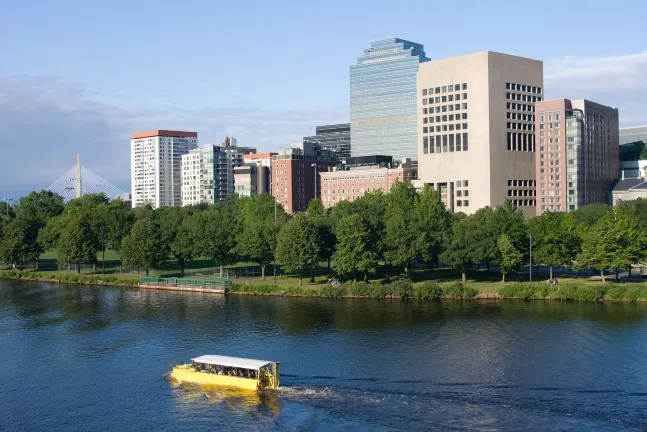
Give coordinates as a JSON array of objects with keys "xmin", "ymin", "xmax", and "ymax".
[{"xmin": 1, "ymin": 185, "xmax": 646, "ymax": 284}]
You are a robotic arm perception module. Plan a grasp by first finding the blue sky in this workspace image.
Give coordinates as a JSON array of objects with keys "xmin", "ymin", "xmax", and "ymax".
[{"xmin": 1, "ymin": 0, "xmax": 646, "ymax": 197}]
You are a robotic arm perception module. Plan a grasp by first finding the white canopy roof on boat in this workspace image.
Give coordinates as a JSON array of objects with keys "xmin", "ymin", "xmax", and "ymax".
[{"xmin": 191, "ymin": 355, "xmax": 277, "ymax": 370}]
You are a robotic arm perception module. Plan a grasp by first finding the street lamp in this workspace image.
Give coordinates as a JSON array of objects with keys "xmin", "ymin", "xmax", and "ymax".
[{"xmin": 2, "ymin": 198, "xmax": 13, "ymax": 218}]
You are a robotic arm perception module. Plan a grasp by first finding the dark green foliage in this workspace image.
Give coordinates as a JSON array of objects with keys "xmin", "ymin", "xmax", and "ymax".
[
  {"xmin": 442, "ymin": 282, "xmax": 478, "ymax": 299},
  {"xmin": 571, "ymin": 203, "xmax": 612, "ymax": 226},
  {"xmin": 391, "ymin": 279, "xmax": 413, "ymax": 300},
  {"xmin": 276, "ymin": 213, "xmax": 320, "ymax": 285},
  {"xmin": 413, "ymin": 281, "xmax": 443, "ymax": 300},
  {"xmin": 332, "ymin": 214, "xmax": 376, "ymax": 281},
  {"xmin": 120, "ymin": 218, "xmax": 166, "ymax": 276}
]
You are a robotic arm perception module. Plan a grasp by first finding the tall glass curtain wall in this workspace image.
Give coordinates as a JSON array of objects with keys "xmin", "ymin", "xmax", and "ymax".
[{"xmin": 350, "ymin": 39, "xmax": 429, "ymax": 162}]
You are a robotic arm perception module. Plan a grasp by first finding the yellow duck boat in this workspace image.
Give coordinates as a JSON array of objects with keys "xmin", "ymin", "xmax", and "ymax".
[{"xmin": 172, "ymin": 355, "xmax": 280, "ymax": 390}]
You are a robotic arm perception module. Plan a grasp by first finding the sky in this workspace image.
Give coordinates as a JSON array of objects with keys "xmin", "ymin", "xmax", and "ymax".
[{"xmin": 1, "ymin": 0, "xmax": 646, "ymax": 198}]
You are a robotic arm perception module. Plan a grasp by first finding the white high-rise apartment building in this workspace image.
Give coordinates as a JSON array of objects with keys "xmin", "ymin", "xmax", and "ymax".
[
  {"xmin": 181, "ymin": 140, "xmax": 256, "ymax": 206},
  {"xmin": 417, "ymin": 51, "xmax": 543, "ymax": 218},
  {"xmin": 131, "ymin": 130, "xmax": 198, "ymax": 208}
]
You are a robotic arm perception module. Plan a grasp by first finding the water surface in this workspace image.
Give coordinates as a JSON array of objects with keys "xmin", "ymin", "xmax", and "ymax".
[{"xmin": 1, "ymin": 280, "xmax": 646, "ymax": 431}]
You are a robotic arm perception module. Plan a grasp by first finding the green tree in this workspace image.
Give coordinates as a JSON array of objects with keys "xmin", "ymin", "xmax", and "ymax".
[
  {"xmin": 528, "ymin": 212, "xmax": 581, "ymax": 279},
  {"xmin": 170, "ymin": 217, "xmax": 199, "ymax": 277},
  {"xmin": 121, "ymin": 218, "xmax": 166, "ymax": 276},
  {"xmin": 618, "ymin": 198, "xmax": 647, "ymax": 225},
  {"xmin": 491, "ymin": 200, "xmax": 528, "ymax": 255},
  {"xmin": 352, "ymin": 190, "xmax": 388, "ymax": 259},
  {"xmin": 106, "ymin": 199, "xmax": 135, "ymax": 256},
  {"xmin": 465, "ymin": 207, "xmax": 499, "ymax": 269},
  {"xmin": 440, "ymin": 216, "xmax": 477, "ymax": 283},
  {"xmin": 0, "ymin": 218, "xmax": 40, "ymax": 269},
  {"xmin": 276, "ymin": 213, "xmax": 319, "ymax": 285},
  {"xmin": 196, "ymin": 209, "xmax": 239, "ymax": 278},
  {"xmin": 237, "ymin": 194, "xmax": 287, "ymax": 280},
  {"xmin": 578, "ymin": 209, "xmax": 645, "ymax": 282},
  {"xmin": 56, "ymin": 211, "xmax": 102, "ymax": 273},
  {"xmin": 15, "ymin": 190, "xmax": 65, "ymax": 223},
  {"xmin": 0, "ymin": 201, "xmax": 15, "ymax": 219},
  {"xmin": 306, "ymin": 199, "xmax": 335, "ymax": 274},
  {"xmin": 333, "ymin": 214, "xmax": 377, "ymax": 282},
  {"xmin": 413, "ymin": 186, "xmax": 451, "ymax": 269},
  {"xmin": 383, "ymin": 181, "xmax": 419, "ymax": 277},
  {"xmin": 497, "ymin": 234, "xmax": 522, "ymax": 283},
  {"xmin": 571, "ymin": 203, "xmax": 611, "ymax": 226}
]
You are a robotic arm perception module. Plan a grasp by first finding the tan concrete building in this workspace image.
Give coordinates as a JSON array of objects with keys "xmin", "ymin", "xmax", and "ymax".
[
  {"xmin": 234, "ymin": 164, "xmax": 270, "ymax": 197},
  {"xmin": 417, "ymin": 51, "xmax": 543, "ymax": 217},
  {"xmin": 534, "ymin": 99, "xmax": 619, "ymax": 214},
  {"xmin": 320, "ymin": 159, "xmax": 417, "ymax": 209}
]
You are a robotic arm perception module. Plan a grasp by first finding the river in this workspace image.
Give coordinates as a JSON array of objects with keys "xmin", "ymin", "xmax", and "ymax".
[{"xmin": 1, "ymin": 280, "xmax": 646, "ymax": 431}]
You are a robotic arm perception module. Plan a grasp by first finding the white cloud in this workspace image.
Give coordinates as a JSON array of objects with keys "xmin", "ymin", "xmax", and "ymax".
[
  {"xmin": 544, "ymin": 52, "xmax": 647, "ymax": 126},
  {"xmin": 0, "ymin": 74, "xmax": 348, "ymax": 197}
]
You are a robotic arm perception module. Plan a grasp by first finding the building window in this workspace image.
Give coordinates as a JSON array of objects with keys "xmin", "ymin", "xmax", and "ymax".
[
  {"xmin": 456, "ymin": 133, "xmax": 462, "ymax": 151},
  {"xmin": 462, "ymin": 83, "xmax": 467, "ymax": 90},
  {"xmin": 462, "ymin": 133, "xmax": 469, "ymax": 151},
  {"xmin": 463, "ymin": 200, "xmax": 469, "ymax": 206},
  {"xmin": 423, "ymin": 137, "xmax": 428, "ymax": 154},
  {"xmin": 442, "ymin": 135, "xmax": 448, "ymax": 152}
]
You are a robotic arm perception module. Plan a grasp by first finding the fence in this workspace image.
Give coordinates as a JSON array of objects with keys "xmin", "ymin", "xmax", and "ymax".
[{"xmin": 139, "ymin": 277, "xmax": 232, "ymax": 290}]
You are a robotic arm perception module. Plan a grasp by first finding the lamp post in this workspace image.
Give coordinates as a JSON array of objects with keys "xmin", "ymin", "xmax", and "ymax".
[{"xmin": 2, "ymin": 198, "xmax": 13, "ymax": 218}]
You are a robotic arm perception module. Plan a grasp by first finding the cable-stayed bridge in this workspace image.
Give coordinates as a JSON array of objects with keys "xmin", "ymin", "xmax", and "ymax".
[{"xmin": 46, "ymin": 154, "xmax": 127, "ymax": 203}]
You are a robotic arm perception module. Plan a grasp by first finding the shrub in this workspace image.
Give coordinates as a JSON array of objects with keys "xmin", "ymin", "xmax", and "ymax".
[
  {"xmin": 345, "ymin": 281, "xmax": 374, "ymax": 297},
  {"xmin": 319, "ymin": 285, "xmax": 346, "ymax": 298},
  {"xmin": 413, "ymin": 281, "xmax": 443, "ymax": 300},
  {"xmin": 392, "ymin": 279, "xmax": 413, "ymax": 300},
  {"xmin": 373, "ymin": 283, "xmax": 394, "ymax": 299},
  {"xmin": 443, "ymin": 282, "xmax": 478, "ymax": 299},
  {"xmin": 604, "ymin": 285, "xmax": 626, "ymax": 300}
]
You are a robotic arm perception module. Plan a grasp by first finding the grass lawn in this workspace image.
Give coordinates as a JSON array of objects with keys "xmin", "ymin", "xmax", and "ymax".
[{"xmin": 8, "ymin": 250, "xmax": 647, "ymax": 290}]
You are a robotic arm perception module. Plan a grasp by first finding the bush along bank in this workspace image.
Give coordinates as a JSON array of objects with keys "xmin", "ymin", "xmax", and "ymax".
[
  {"xmin": 498, "ymin": 282, "xmax": 647, "ymax": 302},
  {"xmin": 231, "ymin": 280, "xmax": 479, "ymax": 300},
  {"xmin": 0, "ymin": 270, "xmax": 139, "ymax": 287}
]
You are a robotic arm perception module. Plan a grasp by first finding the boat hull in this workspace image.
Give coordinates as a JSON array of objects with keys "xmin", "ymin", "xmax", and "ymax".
[{"xmin": 172, "ymin": 367, "xmax": 261, "ymax": 390}]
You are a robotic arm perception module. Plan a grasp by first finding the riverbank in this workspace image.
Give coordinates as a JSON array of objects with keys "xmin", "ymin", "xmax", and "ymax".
[{"xmin": 3, "ymin": 270, "xmax": 647, "ymax": 302}]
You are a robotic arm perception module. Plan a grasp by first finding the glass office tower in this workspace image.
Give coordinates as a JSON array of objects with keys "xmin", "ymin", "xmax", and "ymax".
[{"xmin": 350, "ymin": 38, "xmax": 429, "ymax": 162}]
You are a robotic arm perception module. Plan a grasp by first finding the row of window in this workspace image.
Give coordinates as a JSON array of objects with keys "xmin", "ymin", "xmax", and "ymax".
[
  {"xmin": 456, "ymin": 180, "xmax": 469, "ymax": 187},
  {"xmin": 424, "ymin": 112, "xmax": 468, "ymax": 123},
  {"xmin": 456, "ymin": 200, "xmax": 470, "ymax": 207},
  {"xmin": 422, "ymin": 83, "xmax": 468, "ymax": 95},
  {"xmin": 422, "ymin": 94, "xmax": 468, "ymax": 104},
  {"xmin": 507, "ymin": 122, "xmax": 535, "ymax": 131},
  {"xmin": 506, "ymin": 92, "xmax": 542, "ymax": 103},
  {"xmin": 506, "ymin": 102, "xmax": 535, "ymax": 112},
  {"xmin": 506, "ymin": 132, "xmax": 536, "ymax": 152},
  {"xmin": 422, "ymin": 133, "xmax": 469, "ymax": 154},
  {"xmin": 506, "ymin": 83, "xmax": 542, "ymax": 93},
  {"xmin": 424, "ymin": 123, "xmax": 468, "ymax": 133},
  {"xmin": 507, "ymin": 112, "xmax": 535, "ymax": 122},
  {"xmin": 423, "ymin": 103, "xmax": 469, "ymax": 113},
  {"xmin": 508, "ymin": 189, "xmax": 536, "ymax": 197},
  {"xmin": 539, "ymin": 111, "xmax": 561, "ymax": 122},
  {"xmin": 508, "ymin": 179, "xmax": 536, "ymax": 187},
  {"xmin": 511, "ymin": 199, "xmax": 536, "ymax": 207}
]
